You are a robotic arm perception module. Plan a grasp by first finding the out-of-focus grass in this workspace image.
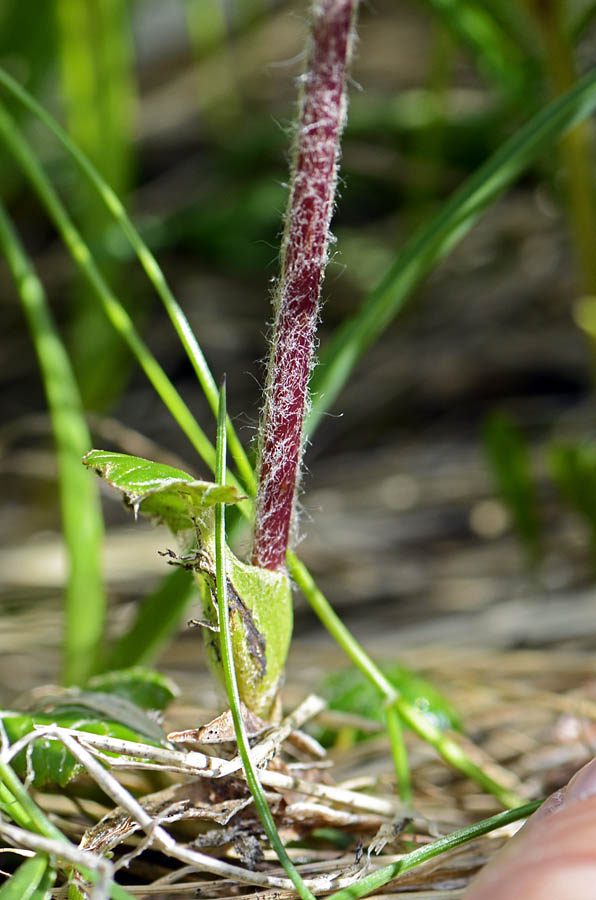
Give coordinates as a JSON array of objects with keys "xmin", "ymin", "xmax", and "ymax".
[{"xmin": 0, "ymin": 199, "xmax": 105, "ymax": 686}]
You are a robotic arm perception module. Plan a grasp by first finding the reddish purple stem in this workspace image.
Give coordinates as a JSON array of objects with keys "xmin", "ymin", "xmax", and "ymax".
[{"xmin": 252, "ymin": 0, "xmax": 357, "ymax": 571}]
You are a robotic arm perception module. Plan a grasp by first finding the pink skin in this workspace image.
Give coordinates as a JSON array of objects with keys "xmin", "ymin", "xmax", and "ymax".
[{"xmin": 464, "ymin": 758, "xmax": 596, "ymax": 899}]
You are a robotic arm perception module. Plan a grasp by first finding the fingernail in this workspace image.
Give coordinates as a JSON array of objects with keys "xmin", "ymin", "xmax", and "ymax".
[
  {"xmin": 527, "ymin": 788, "xmax": 566, "ymax": 826},
  {"xmin": 521, "ymin": 759, "xmax": 596, "ymax": 833},
  {"xmin": 563, "ymin": 758, "xmax": 596, "ymax": 805}
]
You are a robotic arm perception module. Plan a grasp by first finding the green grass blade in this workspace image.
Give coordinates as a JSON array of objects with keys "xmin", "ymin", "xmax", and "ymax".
[
  {"xmin": 0, "ymin": 783, "xmax": 35, "ymax": 831},
  {"xmin": 0, "ymin": 762, "xmax": 64, "ymax": 842},
  {"xmin": 384, "ymin": 704, "xmax": 411, "ymax": 803},
  {"xmin": 423, "ymin": 0, "xmax": 527, "ymax": 95},
  {"xmin": 54, "ymin": 0, "xmax": 136, "ymax": 409},
  {"xmin": 54, "ymin": 0, "xmax": 134, "ymax": 195},
  {"xmin": 0, "ymin": 855, "xmax": 47, "ymax": 900},
  {"xmin": 0, "ymin": 761, "xmax": 136, "ymax": 900},
  {"xmin": 325, "ymin": 800, "xmax": 541, "ymax": 900},
  {"xmin": 102, "ymin": 567, "xmax": 195, "ymax": 672},
  {"xmin": 474, "ymin": 0, "xmax": 540, "ymax": 59},
  {"xmin": 0, "ymin": 201, "xmax": 105, "ymax": 686},
  {"xmin": 0, "ymin": 101, "xmax": 251, "ymax": 515},
  {"xmin": 29, "ymin": 864, "xmax": 56, "ymax": 900},
  {"xmin": 308, "ymin": 66, "xmax": 596, "ymax": 435},
  {"xmin": 0, "ymin": 67, "xmax": 256, "ymax": 496},
  {"xmin": 214, "ymin": 381, "xmax": 315, "ymax": 900},
  {"xmin": 572, "ymin": 2, "xmax": 596, "ymax": 41}
]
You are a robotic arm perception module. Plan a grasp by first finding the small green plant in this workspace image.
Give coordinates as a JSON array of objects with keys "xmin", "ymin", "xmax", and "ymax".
[
  {"xmin": 483, "ymin": 411, "xmax": 543, "ymax": 565},
  {"xmin": 550, "ymin": 442, "xmax": 596, "ymax": 559},
  {"xmin": 3, "ymin": 0, "xmax": 596, "ymax": 895}
]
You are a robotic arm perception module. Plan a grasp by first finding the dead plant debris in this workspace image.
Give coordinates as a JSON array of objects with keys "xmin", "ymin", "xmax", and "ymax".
[{"xmin": 2, "ymin": 647, "xmax": 595, "ymax": 897}]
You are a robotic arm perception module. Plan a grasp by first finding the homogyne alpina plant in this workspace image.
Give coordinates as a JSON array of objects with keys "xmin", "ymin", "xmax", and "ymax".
[
  {"xmin": 6, "ymin": 0, "xmax": 596, "ymax": 893},
  {"xmin": 85, "ymin": 0, "xmax": 359, "ymax": 720},
  {"xmin": 3, "ymin": 0, "xmax": 596, "ymax": 794}
]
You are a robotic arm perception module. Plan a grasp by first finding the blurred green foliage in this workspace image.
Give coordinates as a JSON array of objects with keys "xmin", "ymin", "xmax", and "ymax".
[
  {"xmin": 318, "ymin": 662, "xmax": 461, "ymax": 749},
  {"xmin": 550, "ymin": 442, "xmax": 596, "ymax": 558},
  {"xmin": 483, "ymin": 412, "xmax": 543, "ymax": 565}
]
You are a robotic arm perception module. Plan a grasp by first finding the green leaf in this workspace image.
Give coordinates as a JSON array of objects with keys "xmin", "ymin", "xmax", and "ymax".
[
  {"xmin": 0, "ymin": 855, "xmax": 47, "ymax": 900},
  {"xmin": 483, "ymin": 412, "xmax": 542, "ymax": 564},
  {"xmin": 23, "ymin": 688, "xmax": 166, "ymax": 742},
  {"xmin": 319, "ymin": 663, "xmax": 461, "ymax": 746},
  {"xmin": 0, "ymin": 680, "xmax": 171, "ymax": 790},
  {"xmin": 1, "ymin": 706, "xmax": 164, "ymax": 789},
  {"xmin": 85, "ymin": 667, "xmax": 178, "ymax": 711},
  {"xmin": 83, "ymin": 449, "xmax": 245, "ymax": 534}
]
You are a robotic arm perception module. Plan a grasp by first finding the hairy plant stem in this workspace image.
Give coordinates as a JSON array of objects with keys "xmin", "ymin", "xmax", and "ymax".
[{"xmin": 252, "ymin": 0, "xmax": 358, "ymax": 571}]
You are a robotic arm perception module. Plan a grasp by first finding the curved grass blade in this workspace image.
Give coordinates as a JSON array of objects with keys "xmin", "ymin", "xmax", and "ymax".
[
  {"xmin": 0, "ymin": 854, "xmax": 48, "ymax": 900},
  {"xmin": 0, "ymin": 761, "xmax": 66, "ymax": 842},
  {"xmin": 0, "ymin": 101, "xmax": 250, "ymax": 517},
  {"xmin": 28, "ymin": 863, "xmax": 56, "ymax": 900},
  {"xmin": 0, "ymin": 201, "xmax": 105, "ymax": 686},
  {"xmin": 474, "ymin": 0, "xmax": 540, "ymax": 59},
  {"xmin": 572, "ymin": 1, "xmax": 596, "ymax": 41},
  {"xmin": 308, "ymin": 66, "xmax": 596, "ymax": 434},
  {"xmin": 213, "ymin": 381, "xmax": 315, "ymax": 900},
  {"xmin": 0, "ymin": 763, "xmax": 136, "ymax": 900},
  {"xmin": 325, "ymin": 799, "xmax": 541, "ymax": 900},
  {"xmin": 0, "ymin": 67, "xmax": 256, "ymax": 496}
]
